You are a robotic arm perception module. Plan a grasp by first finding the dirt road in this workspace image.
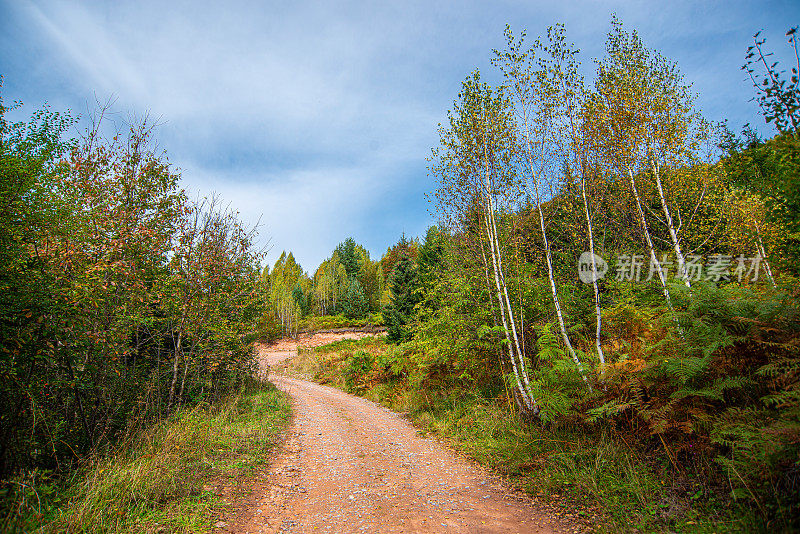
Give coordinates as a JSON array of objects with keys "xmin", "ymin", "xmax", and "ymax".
[
  {"xmin": 256, "ymin": 331, "xmax": 382, "ymax": 370},
  {"xmin": 229, "ymin": 337, "xmax": 565, "ymax": 533}
]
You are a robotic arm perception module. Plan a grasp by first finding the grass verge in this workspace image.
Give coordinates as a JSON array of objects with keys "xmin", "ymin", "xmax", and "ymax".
[
  {"xmin": 297, "ymin": 313, "xmax": 383, "ymax": 332},
  {"xmin": 284, "ymin": 337, "xmax": 754, "ymax": 533},
  {"xmin": 8, "ymin": 380, "xmax": 290, "ymax": 534}
]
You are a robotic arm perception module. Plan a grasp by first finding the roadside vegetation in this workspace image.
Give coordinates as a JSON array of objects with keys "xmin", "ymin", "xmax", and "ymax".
[
  {"xmin": 0, "ymin": 83, "xmax": 286, "ymax": 531},
  {"xmin": 3, "ymin": 14, "xmax": 799, "ymax": 534},
  {"xmin": 278, "ymin": 20, "xmax": 800, "ymax": 533},
  {"xmin": 9, "ymin": 380, "xmax": 289, "ymax": 533}
]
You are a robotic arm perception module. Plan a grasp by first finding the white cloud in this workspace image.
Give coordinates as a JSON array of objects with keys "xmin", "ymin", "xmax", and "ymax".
[
  {"xmin": 20, "ymin": 1, "xmax": 146, "ymax": 98},
  {"xmin": 7, "ymin": 0, "xmax": 796, "ymax": 272},
  {"xmin": 180, "ymin": 158, "xmax": 410, "ymax": 271}
]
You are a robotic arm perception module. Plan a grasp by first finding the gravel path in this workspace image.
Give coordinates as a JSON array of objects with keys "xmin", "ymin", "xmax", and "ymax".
[
  {"xmin": 228, "ymin": 367, "xmax": 565, "ymax": 533},
  {"xmin": 256, "ymin": 332, "xmax": 382, "ymax": 371}
]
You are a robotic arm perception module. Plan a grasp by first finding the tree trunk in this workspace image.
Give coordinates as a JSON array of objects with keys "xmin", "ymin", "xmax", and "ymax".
[
  {"xmin": 482, "ymin": 195, "xmax": 536, "ymax": 412},
  {"xmin": 168, "ymin": 331, "xmax": 182, "ymax": 410},
  {"xmin": 519, "ymin": 118, "xmax": 589, "ymax": 386},
  {"xmin": 479, "ymin": 234, "xmax": 527, "ymax": 413},
  {"xmin": 535, "ymin": 196, "xmax": 590, "ymax": 386},
  {"xmin": 178, "ymin": 349, "xmax": 190, "ymax": 407},
  {"xmin": 581, "ymin": 174, "xmax": 606, "ymax": 367},
  {"xmin": 756, "ymin": 238, "xmax": 777, "ymax": 288},
  {"xmin": 752, "ymin": 219, "xmax": 777, "ymax": 288},
  {"xmin": 628, "ymin": 167, "xmax": 683, "ymax": 335},
  {"xmin": 489, "ymin": 202, "xmax": 538, "ymax": 398},
  {"xmin": 652, "ymin": 160, "xmax": 690, "ymax": 287}
]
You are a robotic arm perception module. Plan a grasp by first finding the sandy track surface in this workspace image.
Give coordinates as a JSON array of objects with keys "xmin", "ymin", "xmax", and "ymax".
[
  {"xmin": 257, "ymin": 332, "xmax": 382, "ymax": 369},
  {"xmin": 228, "ymin": 372, "xmax": 564, "ymax": 533}
]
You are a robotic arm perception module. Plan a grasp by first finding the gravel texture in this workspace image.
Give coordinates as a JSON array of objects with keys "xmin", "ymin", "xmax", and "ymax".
[{"xmin": 225, "ymin": 335, "xmax": 565, "ymax": 533}]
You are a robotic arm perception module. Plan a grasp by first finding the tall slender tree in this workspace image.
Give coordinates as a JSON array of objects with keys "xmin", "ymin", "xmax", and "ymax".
[
  {"xmin": 432, "ymin": 71, "xmax": 538, "ymax": 413},
  {"xmin": 494, "ymin": 27, "xmax": 591, "ymax": 385}
]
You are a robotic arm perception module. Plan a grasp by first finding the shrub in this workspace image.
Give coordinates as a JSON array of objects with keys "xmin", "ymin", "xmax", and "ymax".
[{"xmin": 342, "ymin": 350, "xmax": 375, "ymax": 393}]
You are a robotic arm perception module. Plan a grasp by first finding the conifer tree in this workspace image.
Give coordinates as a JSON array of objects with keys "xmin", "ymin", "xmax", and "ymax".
[
  {"xmin": 334, "ymin": 237, "xmax": 360, "ymax": 279},
  {"xmin": 417, "ymin": 226, "xmax": 446, "ymax": 315},
  {"xmin": 340, "ymin": 278, "xmax": 368, "ymax": 319},
  {"xmin": 384, "ymin": 253, "xmax": 421, "ymax": 343},
  {"xmin": 292, "ymin": 284, "xmax": 309, "ymax": 317}
]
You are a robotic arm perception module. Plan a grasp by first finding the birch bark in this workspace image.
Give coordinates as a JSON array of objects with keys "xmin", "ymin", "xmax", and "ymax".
[
  {"xmin": 580, "ymin": 173, "xmax": 606, "ymax": 366},
  {"xmin": 628, "ymin": 167, "xmax": 680, "ymax": 321},
  {"xmin": 652, "ymin": 160, "xmax": 691, "ymax": 287}
]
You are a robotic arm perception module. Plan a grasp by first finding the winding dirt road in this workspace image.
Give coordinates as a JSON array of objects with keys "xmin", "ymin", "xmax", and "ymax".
[{"xmin": 227, "ymin": 337, "xmax": 567, "ymax": 534}]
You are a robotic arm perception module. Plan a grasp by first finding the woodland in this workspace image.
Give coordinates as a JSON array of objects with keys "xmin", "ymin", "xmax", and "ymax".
[
  {"xmin": 270, "ymin": 21, "xmax": 800, "ymax": 530},
  {"xmin": 1, "ymin": 17, "xmax": 799, "ymax": 533}
]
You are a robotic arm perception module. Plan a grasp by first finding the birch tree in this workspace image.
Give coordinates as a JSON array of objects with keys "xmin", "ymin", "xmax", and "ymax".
[
  {"xmin": 494, "ymin": 27, "xmax": 591, "ymax": 384},
  {"xmin": 431, "ymin": 72, "xmax": 538, "ymax": 414},
  {"xmin": 585, "ymin": 21, "xmax": 681, "ymax": 315},
  {"xmin": 313, "ymin": 253, "xmax": 348, "ymax": 315},
  {"xmin": 588, "ymin": 19, "xmax": 714, "ymax": 293},
  {"xmin": 268, "ymin": 251, "xmax": 305, "ymax": 335},
  {"xmin": 533, "ymin": 25, "xmax": 606, "ymax": 367},
  {"xmin": 724, "ymin": 188, "xmax": 778, "ymax": 287}
]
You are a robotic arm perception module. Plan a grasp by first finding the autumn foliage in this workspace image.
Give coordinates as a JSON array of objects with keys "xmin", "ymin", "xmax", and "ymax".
[{"xmin": 0, "ymin": 93, "xmax": 265, "ymax": 494}]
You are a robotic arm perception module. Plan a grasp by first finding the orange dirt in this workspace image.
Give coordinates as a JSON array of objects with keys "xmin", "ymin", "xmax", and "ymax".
[
  {"xmin": 222, "ymin": 334, "xmax": 572, "ymax": 534},
  {"xmin": 256, "ymin": 332, "xmax": 382, "ymax": 371}
]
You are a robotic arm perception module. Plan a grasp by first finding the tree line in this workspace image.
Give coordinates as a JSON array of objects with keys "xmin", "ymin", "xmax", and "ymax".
[
  {"xmin": 0, "ymin": 92, "xmax": 266, "ymax": 494},
  {"xmin": 259, "ymin": 234, "xmax": 423, "ymax": 337}
]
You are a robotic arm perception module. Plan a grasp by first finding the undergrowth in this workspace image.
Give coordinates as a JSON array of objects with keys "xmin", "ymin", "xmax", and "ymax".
[
  {"xmin": 3, "ymin": 380, "xmax": 290, "ymax": 533},
  {"xmin": 297, "ymin": 313, "xmax": 384, "ymax": 332},
  {"xmin": 292, "ymin": 337, "xmax": 761, "ymax": 533}
]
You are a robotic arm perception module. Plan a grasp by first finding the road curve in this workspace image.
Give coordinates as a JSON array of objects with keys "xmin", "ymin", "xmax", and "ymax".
[{"xmin": 230, "ymin": 375, "xmax": 564, "ymax": 534}]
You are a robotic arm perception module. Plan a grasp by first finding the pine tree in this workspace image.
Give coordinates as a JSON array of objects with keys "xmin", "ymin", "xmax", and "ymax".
[
  {"xmin": 334, "ymin": 237, "xmax": 360, "ymax": 279},
  {"xmin": 417, "ymin": 226, "xmax": 446, "ymax": 315},
  {"xmin": 383, "ymin": 253, "xmax": 421, "ymax": 343},
  {"xmin": 340, "ymin": 278, "xmax": 368, "ymax": 319},
  {"xmin": 380, "ymin": 233, "xmax": 418, "ymax": 279},
  {"xmin": 292, "ymin": 284, "xmax": 309, "ymax": 317}
]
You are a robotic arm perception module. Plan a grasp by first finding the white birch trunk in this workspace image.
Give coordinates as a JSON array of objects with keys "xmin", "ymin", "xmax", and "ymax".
[
  {"xmin": 652, "ymin": 160, "xmax": 691, "ymax": 287},
  {"xmin": 752, "ymin": 219, "xmax": 777, "ymax": 288},
  {"xmin": 580, "ymin": 175, "xmax": 606, "ymax": 367},
  {"xmin": 535, "ymin": 196, "xmax": 590, "ymax": 386},
  {"xmin": 518, "ymin": 118, "xmax": 589, "ymax": 385},
  {"xmin": 487, "ymin": 197, "xmax": 536, "ymax": 400},
  {"xmin": 482, "ymin": 196, "xmax": 536, "ymax": 412},
  {"xmin": 628, "ymin": 168, "xmax": 682, "ymax": 329},
  {"xmin": 479, "ymin": 229, "xmax": 529, "ymax": 413},
  {"xmin": 755, "ymin": 238, "xmax": 777, "ymax": 288}
]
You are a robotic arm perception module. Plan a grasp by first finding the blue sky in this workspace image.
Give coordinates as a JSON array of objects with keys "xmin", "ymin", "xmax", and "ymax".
[{"xmin": 1, "ymin": 0, "xmax": 797, "ymax": 271}]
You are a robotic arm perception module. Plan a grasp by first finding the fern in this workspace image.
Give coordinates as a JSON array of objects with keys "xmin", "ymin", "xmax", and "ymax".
[
  {"xmin": 669, "ymin": 376, "xmax": 751, "ymax": 402},
  {"xmin": 585, "ymin": 398, "xmax": 635, "ymax": 422},
  {"xmin": 527, "ymin": 322, "xmax": 585, "ymax": 423}
]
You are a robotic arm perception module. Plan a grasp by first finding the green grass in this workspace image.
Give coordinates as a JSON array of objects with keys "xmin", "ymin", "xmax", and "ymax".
[
  {"xmin": 290, "ymin": 339, "xmax": 755, "ymax": 533},
  {"xmin": 297, "ymin": 313, "xmax": 383, "ymax": 332},
  {"xmin": 312, "ymin": 336, "xmax": 385, "ymax": 354},
  {"xmin": 7, "ymin": 381, "xmax": 290, "ymax": 534}
]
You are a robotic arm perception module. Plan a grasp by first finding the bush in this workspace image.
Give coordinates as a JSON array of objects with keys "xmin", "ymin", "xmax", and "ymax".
[
  {"xmin": 3, "ymin": 382, "xmax": 290, "ymax": 533},
  {"xmin": 342, "ymin": 350, "xmax": 375, "ymax": 393}
]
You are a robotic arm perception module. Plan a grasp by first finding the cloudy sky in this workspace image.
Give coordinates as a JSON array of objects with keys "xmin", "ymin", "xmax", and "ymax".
[{"xmin": 1, "ymin": 0, "xmax": 797, "ymax": 271}]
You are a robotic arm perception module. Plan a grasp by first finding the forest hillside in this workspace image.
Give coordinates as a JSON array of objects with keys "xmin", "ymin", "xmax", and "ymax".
[{"xmin": 2, "ymin": 17, "xmax": 799, "ymax": 534}]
